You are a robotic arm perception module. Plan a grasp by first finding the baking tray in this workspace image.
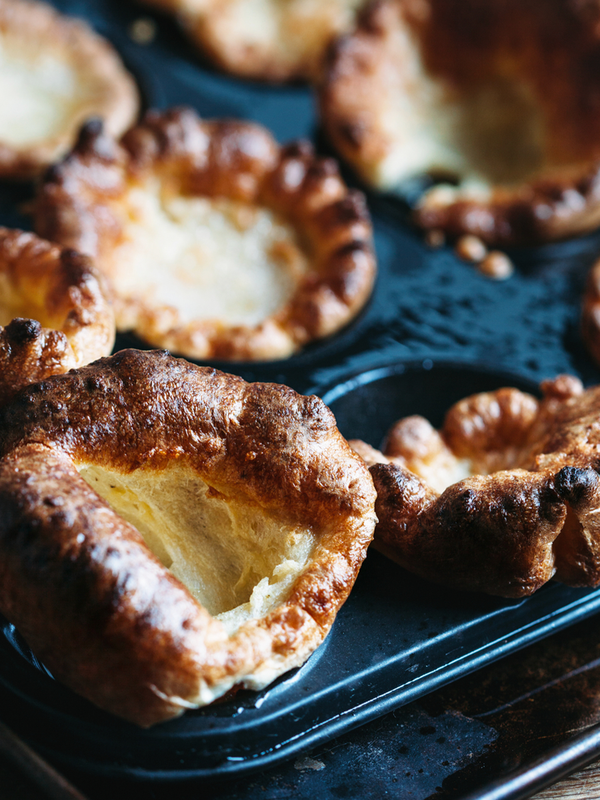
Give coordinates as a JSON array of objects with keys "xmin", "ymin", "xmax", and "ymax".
[
  {"xmin": 3, "ymin": 0, "xmax": 600, "ymax": 787},
  {"xmin": 4, "ymin": 532, "xmax": 600, "ymax": 783}
]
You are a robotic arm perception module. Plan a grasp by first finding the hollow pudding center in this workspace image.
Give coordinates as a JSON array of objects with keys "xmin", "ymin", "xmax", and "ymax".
[
  {"xmin": 369, "ymin": 2, "xmax": 600, "ymax": 194},
  {"xmin": 78, "ymin": 463, "xmax": 316, "ymax": 633},
  {"xmin": 113, "ymin": 181, "xmax": 309, "ymax": 328},
  {"xmin": 0, "ymin": 39, "xmax": 82, "ymax": 147},
  {"xmin": 378, "ymin": 23, "xmax": 547, "ymax": 190}
]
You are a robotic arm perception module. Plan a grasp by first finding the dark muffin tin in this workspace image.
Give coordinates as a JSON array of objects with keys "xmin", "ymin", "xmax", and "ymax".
[{"xmin": 3, "ymin": 0, "xmax": 600, "ymax": 792}]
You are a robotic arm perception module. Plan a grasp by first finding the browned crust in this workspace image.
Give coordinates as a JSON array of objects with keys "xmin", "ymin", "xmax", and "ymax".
[
  {"xmin": 0, "ymin": 0, "xmax": 139, "ymax": 179},
  {"xmin": 353, "ymin": 374, "xmax": 600, "ymax": 597},
  {"xmin": 320, "ymin": 0, "xmax": 600, "ymax": 245},
  {"xmin": 440, "ymin": 387, "xmax": 542, "ymax": 473},
  {"xmin": 0, "ymin": 348, "xmax": 377, "ymax": 725},
  {"xmin": 371, "ymin": 463, "xmax": 569, "ymax": 597},
  {"xmin": 34, "ymin": 108, "xmax": 376, "ymax": 361},
  {"xmin": 412, "ymin": 174, "xmax": 600, "ymax": 247},
  {"xmin": 139, "ymin": 0, "xmax": 367, "ymax": 83},
  {"xmin": 0, "ymin": 228, "xmax": 114, "ymax": 406},
  {"xmin": 320, "ymin": 1, "xmax": 402, "ymax": 186}
]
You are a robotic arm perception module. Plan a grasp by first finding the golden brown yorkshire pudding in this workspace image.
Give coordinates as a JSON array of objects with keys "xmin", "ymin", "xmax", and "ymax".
[
  {"xmin": 0, "ymin": 349, "xmax": 377, "ymax": 726},
  {"xmin": 321, "ymin": 0, "xmax": 600, "ymax": 245},
  {"xmin": 0, "ymin": 228, "xmax": 114, "ymax": 406},
  {"xmin": 0, "ymin": 0, "xmax": 139, "ymax": 179},
  {"xmin": 34, "ymin": 108, "xmax": 376, "ymax": 362},
  {"xmin": 139, "ymin": 0, "xmax": 369, "ymax": 82},
  {"xmin": 350, "ymin": 374, "xmax": 600, "ymax": 598}
]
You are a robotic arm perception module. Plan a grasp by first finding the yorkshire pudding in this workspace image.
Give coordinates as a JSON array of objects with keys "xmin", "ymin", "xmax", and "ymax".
[
  {"xmin": 0, "ymin": 349, "xmax": 377, "ymax": 726},
  {"xmin": 321, "ymin": 0, "xmax": 600, "ymax": 245},
  {"xmin": 0, "ymin": 228, "xmax": 114, "ymax": 406},
  {"xmin": 34, "ymin": 108, "xmax": 376, "ymax": 362},
  {"xmin": 351, "ymin": 374, "xmax": 600, "ymax": 598},
  {"xmin": 0, "ymin": 0, "xmax": 138, "ymax": 179},
  {"xmin": 138, "ymin": 0, "xmax": 369, "ymax": 82}
]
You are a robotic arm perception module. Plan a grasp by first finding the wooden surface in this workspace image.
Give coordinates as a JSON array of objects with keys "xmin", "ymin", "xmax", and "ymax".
[
  {"xmin": 0, "ymin": 726, "xmax": 87, "ymax": 800},
  {"xmin": 534, "ymin": 761, "xmax": 600, "ymax": 799}
]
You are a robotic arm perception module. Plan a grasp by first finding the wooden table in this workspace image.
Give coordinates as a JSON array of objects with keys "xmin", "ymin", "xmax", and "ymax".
[{"xmin": 535, "ymin": 763, "xmax": 600, "ymax": 799}]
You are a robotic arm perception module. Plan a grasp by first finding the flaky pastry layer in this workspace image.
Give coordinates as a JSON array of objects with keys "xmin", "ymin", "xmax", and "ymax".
[
  {"xmin": 0, "ymin": 0, "xmax": 138, "ymax": 178},
  {"xmin": 0, "ymin": 228, "xmax": 114, "ymax": 406},
  {"xmin": 321, "ymin": 0, "xmax": 600, "ymax": 245},
  {"xmin": 34, "ymin": 108, "xmax": 376, "ymax": 361},
  {"xmin": 0, "ymin": 349, "xmax": 376, "ymax": 726},
  {"xmin": 351, "ymin": 374, "xmax": 600, "ymax": 597}
]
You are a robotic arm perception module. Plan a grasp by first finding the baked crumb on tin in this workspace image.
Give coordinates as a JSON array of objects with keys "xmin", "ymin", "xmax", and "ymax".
[{"xmin": 34, "ymin": 108, "xmax": 376, "ymax": 362}]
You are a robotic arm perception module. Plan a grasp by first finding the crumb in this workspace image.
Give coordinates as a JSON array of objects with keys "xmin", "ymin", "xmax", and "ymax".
[
  {"xmin": 295, "ymin": 757, "xmax": 325, "ymax": 771},
  {"xmin": 129, "ymin": 17, "xmax": 156, "ymax": 45},
  {"xmin": 455, "ymin": 234, "xmax": 487, "ymax": 262},
  {"xmin": 478, "ymin": 251, "xmax": 514, "ymax": 280},
  {"xmin": 425, "ymin": 228, "xmax": 445, "ymax": 248}
]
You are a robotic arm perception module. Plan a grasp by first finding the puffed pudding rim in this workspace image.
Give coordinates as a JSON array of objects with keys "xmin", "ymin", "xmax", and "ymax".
[
  {"xmin": 0, "ymin": 227, "xmax": 115, "ymax": 407},
  {"xmin": 34, "ymin": 107, "xmax": 376, "ymax": 362},
  {"xmin": 0, "ymin": 348, "xmax": 377, "ymax": 726},
  {"xmin": 137, "ymin": 0, "xmax": 368, "ymax": 83},
  {"xmin": 0, "ymin": 0, "xmax": 139, "ymax": 179},
  {"xmin": 320, "ymin": 0, "xmax": 600, "ymax": 245},
  {"xmin": 351, "ymin": 374, "xmax": 600, "ymax": 598}
]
